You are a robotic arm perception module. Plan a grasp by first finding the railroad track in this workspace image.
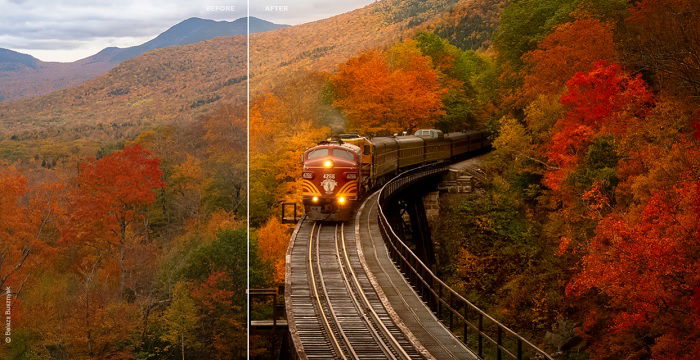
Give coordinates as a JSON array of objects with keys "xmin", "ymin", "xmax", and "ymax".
[{"xmin": 287, "ymin": 218, "xmax": 424, "ymax": 359}]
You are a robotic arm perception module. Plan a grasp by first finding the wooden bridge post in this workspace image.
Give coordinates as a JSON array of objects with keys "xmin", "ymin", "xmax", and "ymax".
[
  {"xmin": 517, "ymin": 338, "xmax": 523, "ymax": 360},
  {"xmin": 437, "ymin": 285, "xmax": 443, "ymax": 319},
  {"xmin": 478, "ymin": 314, "xmax": 484, "ymax": 358},
  {"xmin": 463, "ymin": 305, "xmax": 469, "ymax": 344},
  {"xmin": 449, "ymin": 293, "xmax": 454, "ymax": 330},
  {"xmin": 497, "ymin": 326, "xmax": 503, "ymax": 360}
]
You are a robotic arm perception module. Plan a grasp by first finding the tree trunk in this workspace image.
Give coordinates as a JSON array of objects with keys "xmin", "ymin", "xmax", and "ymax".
[
  {"xmin": 119, "ymin": 220, "xmax": 127, "ymax": 297},
  {"xmin": 181, "ymin": 332, "xmax": 185, "ymax": 360}
]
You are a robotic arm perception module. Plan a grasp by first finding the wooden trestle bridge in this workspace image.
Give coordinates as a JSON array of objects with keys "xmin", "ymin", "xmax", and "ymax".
[{"xmin": 263, "ymin": 159, "xmax": 555, "ymax": 359}]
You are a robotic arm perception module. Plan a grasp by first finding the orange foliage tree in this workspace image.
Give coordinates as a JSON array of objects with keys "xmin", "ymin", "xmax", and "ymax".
[
  {"xmin": 170, "ymin": 153, "xmax": 205, "ymax": 220},
  {"xmin": 331, "ymin": 44, "xmax": 446, "ymax": 134},
  {"xmin": 0, "ymin": 166, "xmax": 63, "ymax": 294},
  {"xmin": 250, "ymin": 94, "xmax": 286, "ymax": 154},
  {"xmin": 202, "ymin": 102, "xmax": 247, "ymax": 214},
  {"xmin": 256, "ymin": 217, "xmax": 291, "ymax": 283},
  {"xmin": 248, "ymin": 87, "xmax": 329, "ymax": 225},
  {"xmin": 522, "ymin": 18, "xmax": 617, "ymax": 102},
  {"xmin": 191, "ymin": 271, "xmax": 244, "ymax": 359}
]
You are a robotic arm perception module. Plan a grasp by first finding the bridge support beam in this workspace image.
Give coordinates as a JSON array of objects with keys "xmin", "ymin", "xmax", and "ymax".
[
  {"xmin": 385, "ymin": 189, "xmax": 436, "ymax": 270},
  {"xmin": 407, "ymin": 195, "xmax": 436, "ymax": 269}
]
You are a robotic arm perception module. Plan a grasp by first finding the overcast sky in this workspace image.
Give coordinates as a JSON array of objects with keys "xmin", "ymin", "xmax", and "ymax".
[{"xmin": 0, "ymin": 0, "xmax": 375, "ymax": 62}]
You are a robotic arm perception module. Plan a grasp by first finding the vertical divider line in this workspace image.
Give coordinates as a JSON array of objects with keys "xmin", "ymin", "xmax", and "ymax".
[{"xmin": 246, "ymin": 2, "xmax": 251, "ymax": 359}]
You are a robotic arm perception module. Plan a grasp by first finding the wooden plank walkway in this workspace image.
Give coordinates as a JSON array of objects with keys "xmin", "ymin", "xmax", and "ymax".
[{"xmin": 355, "ymin": 192, "xmax": 478, "ymax": 360}]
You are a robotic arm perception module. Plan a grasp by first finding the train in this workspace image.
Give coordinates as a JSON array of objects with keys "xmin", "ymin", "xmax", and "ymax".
[{"xmin": 301, "ymin": 129, "xmax": 490, "ymax": 221}]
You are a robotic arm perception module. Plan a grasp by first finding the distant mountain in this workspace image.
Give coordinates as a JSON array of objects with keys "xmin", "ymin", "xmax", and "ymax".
[
  {"xmin": 0, "ymin": 17, "xmax": 286, "ymax": 102},
  {"xmin": 0, "ymin": 48, "xmax": 40, "ymax": 71}
]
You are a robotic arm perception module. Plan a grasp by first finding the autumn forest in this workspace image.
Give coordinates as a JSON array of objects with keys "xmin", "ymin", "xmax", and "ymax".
[{"xmin": 0, "ymin": 0, "xmax": 698, "ymax": 359}]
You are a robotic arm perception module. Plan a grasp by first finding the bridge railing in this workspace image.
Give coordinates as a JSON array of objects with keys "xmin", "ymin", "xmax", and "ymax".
[{"xmin": 377, "ymin": 163, "xmax": 554, "ymax": 360}]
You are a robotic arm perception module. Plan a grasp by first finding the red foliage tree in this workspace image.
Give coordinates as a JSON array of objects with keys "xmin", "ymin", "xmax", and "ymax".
[
  {"xmin": 544, "ymin": 62, "xmax": 655, "ymax": 192},
  {"xmin": 65, "ymin": 145, "xmax": 164, "ymax": 296},
  {"xmin": 568, "ymin": 141, "xmax": 700, "ymax": 358}
]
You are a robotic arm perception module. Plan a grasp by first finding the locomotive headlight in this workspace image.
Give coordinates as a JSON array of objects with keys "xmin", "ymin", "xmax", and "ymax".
[
  {"xmin": 312, "ymin": 196, "xmax": 319, "ymax": 203},
  {"xmin": 337, "ymin": 196, "xmax": 346, "ymax": 205},
  {"xmin": 323, "ymin": 160, "xmax": 333, "ymax": 168},
  {"xmin": 346, "ymin": 173, "xmax": 357, "ymax": 180},
  {"xmin": 302, "ymin": 172, "xmax": 313, "ymax": 179}
]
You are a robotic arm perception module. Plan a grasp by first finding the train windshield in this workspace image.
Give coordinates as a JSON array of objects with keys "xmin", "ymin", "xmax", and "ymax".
[
  {"xmin": 307, "ymin": 149, "xmax": 329, "ymax": 160},
  {"xmin": 333, "ymin": 149, "xmax": 355, "ymax": 162}
]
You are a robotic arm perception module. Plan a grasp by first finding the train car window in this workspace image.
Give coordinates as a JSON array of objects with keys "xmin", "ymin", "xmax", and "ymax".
[
  {"xmin": 307, "ymin": 149, "xmax": 329, "ymax": 160},
  {"xmin": 363, "ymin": 145, "xmax": 370, "ymax": 155},
  {"xmin": 333, "ymin": 149, "xmax": 355, "ymax": 161}
]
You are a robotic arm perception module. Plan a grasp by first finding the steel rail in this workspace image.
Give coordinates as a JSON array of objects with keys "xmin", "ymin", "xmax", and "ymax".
[
  {"xmin": 337, "ymin": 222, "xmax": 411, "ymax": 359},
  {"xmin": 308, "ymin": 222, "xmax": 350, "ymax": 360},
  {"xmin": 334, "ymin": 224, "xmax": 397, "ymax": 359}
]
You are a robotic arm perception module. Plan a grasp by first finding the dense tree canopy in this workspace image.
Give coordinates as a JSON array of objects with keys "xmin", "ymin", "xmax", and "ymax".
[{"xmin": 331, "ymin": 46, "xmax": 446, "ymax": 134}]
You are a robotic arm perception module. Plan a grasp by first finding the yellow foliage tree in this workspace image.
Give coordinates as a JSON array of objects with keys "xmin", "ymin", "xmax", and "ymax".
[{"xmin": 162, "ymin": 281, "xmax": 200, "ymax": 360}]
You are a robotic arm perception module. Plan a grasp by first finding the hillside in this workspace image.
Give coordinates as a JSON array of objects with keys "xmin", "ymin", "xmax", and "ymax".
[
  {"xmin": 0, "ymin": 36, "xmax": 248, "ymax": 143},
  {"xmin": 248, "ymin": 0, "xmax": 508, "ymax": 94},
  {"xmin": 0, "ymin": 17, "xmax": 285, "ymax": 103},
  {"xmin": 0, "ymin": 0, "xmax": 504, "ymax": 152}
]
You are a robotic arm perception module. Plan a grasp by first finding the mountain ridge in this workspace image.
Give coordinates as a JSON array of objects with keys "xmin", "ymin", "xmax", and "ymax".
[
  {"xmin": 0, "ymin": 48, "xmax": 40, "ymax": 70},
  {"xmin": 0, "ymin": 17, "xmax": 286, "ymax": 102}
]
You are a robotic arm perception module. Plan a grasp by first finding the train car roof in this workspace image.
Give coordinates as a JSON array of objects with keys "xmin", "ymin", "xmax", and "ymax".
[
  {"xmin": 395, "ymin": 135, "xmax": 424, "ymax": 144},
  {"xmin": 370, "ymin": 136, "xmax": 398, "ymax": 146},
  {"xmin": 444, "ymin": 130, "xmax": 488, "ymax": 136},
  {"xmin": 445, "ymin": 132, "xmax": 468, "ymax": 138}
]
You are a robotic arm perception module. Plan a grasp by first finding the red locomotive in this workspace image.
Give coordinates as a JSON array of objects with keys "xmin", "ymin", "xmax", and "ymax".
[
  {"xmin": 301, "ymin": 129, "xmax": 490, "ymax": 221},
  {"xmin": 301, "ymin": 141, "xmax": 361, "ymax": 221}
]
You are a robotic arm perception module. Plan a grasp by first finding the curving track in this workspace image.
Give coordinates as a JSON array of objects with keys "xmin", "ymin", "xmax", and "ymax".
[
  {"xmin": 286, "ymin": 157, "xmax": 551, "ymax": 360},
  {"xmin": 286, "ymin": 218, "xmax": 425, "ymax": 359}
]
